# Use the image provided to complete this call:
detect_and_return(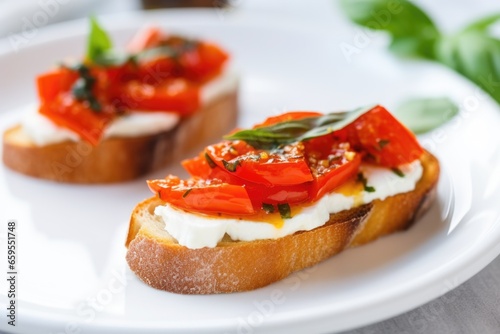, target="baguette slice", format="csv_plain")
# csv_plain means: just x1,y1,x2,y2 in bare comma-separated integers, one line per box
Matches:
126,151,439,294
2,92,237,183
